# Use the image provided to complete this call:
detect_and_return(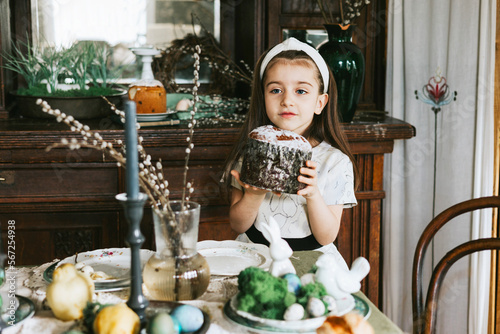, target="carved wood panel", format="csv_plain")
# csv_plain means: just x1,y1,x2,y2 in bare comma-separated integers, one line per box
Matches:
0,211,119,265
54,230,93,259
